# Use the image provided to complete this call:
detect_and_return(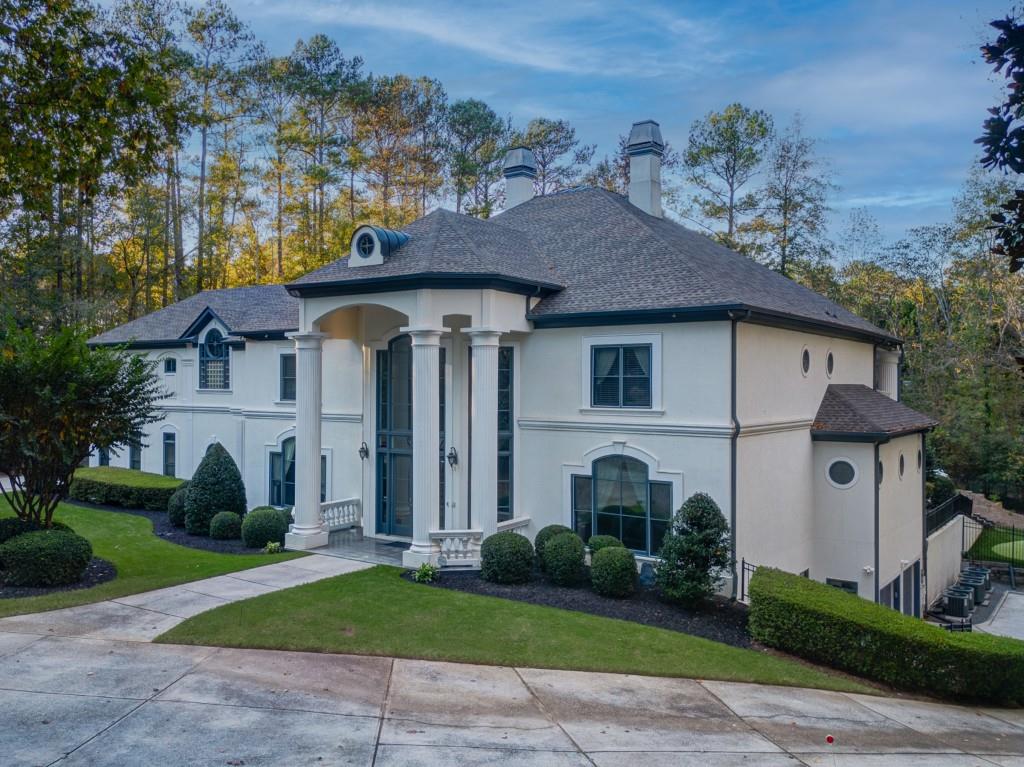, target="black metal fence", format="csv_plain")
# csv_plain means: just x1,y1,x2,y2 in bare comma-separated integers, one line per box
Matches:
925,493,974,536
963,514,1024,570
739,558,758,602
